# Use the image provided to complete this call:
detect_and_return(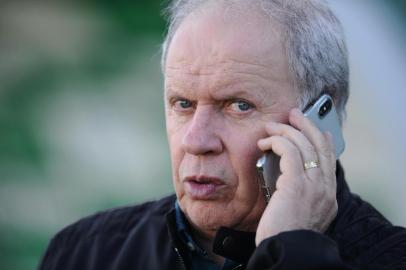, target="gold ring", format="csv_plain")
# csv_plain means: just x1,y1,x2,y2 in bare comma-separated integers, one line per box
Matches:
304,160,319,170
